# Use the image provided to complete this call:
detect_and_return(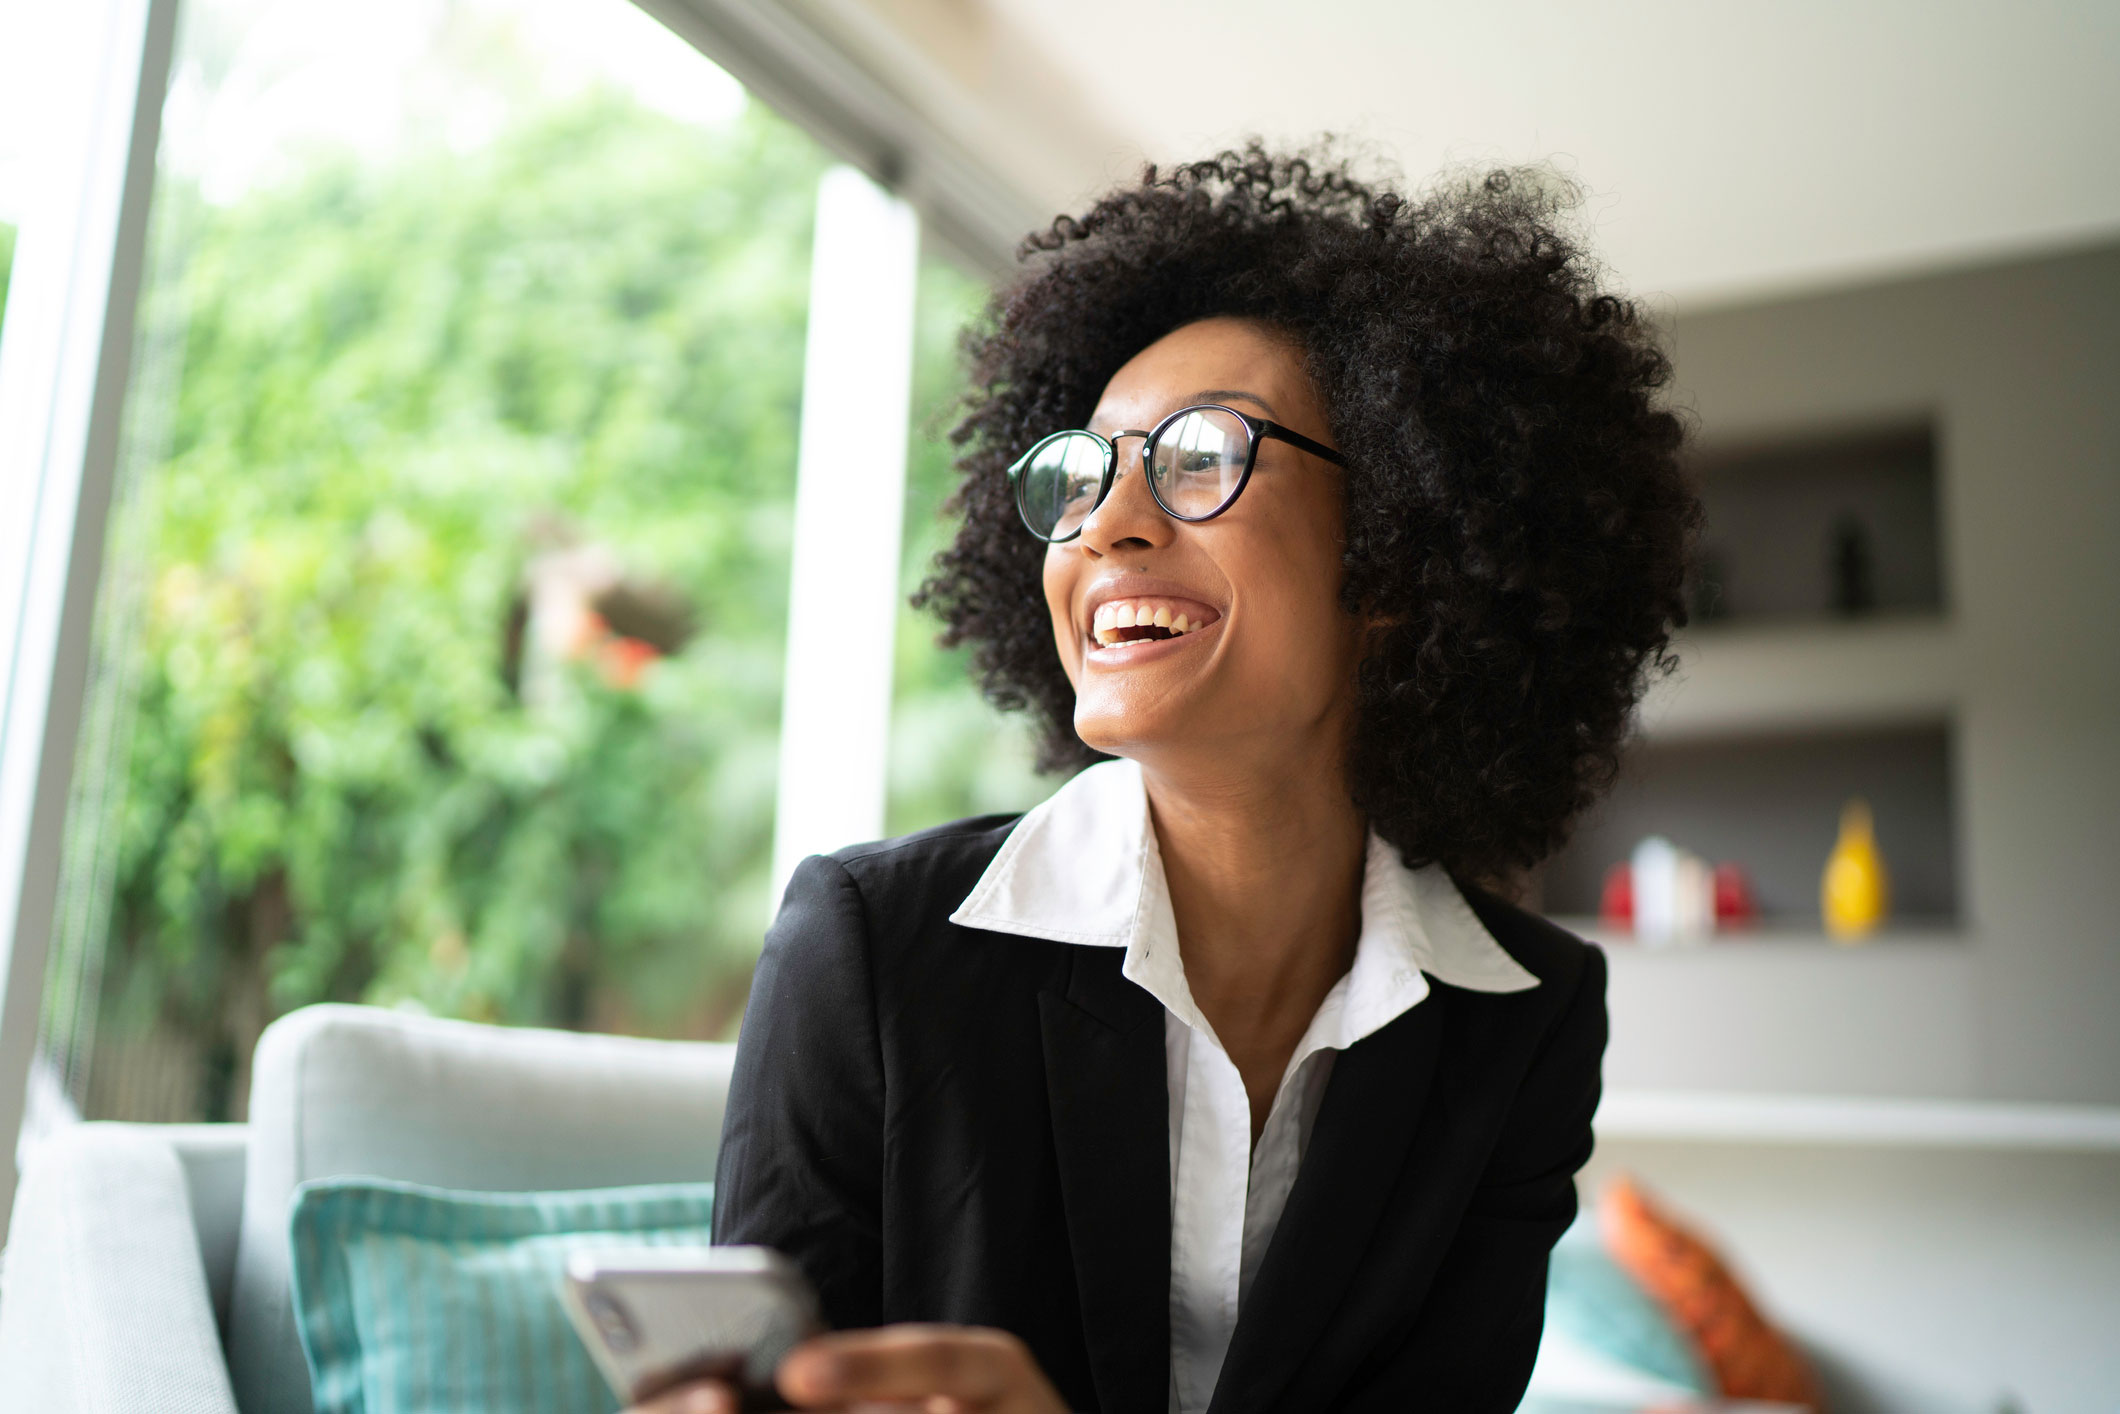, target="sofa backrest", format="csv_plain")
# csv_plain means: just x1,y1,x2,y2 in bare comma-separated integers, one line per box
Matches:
0,1125,244,1412
224,1004,735,1414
